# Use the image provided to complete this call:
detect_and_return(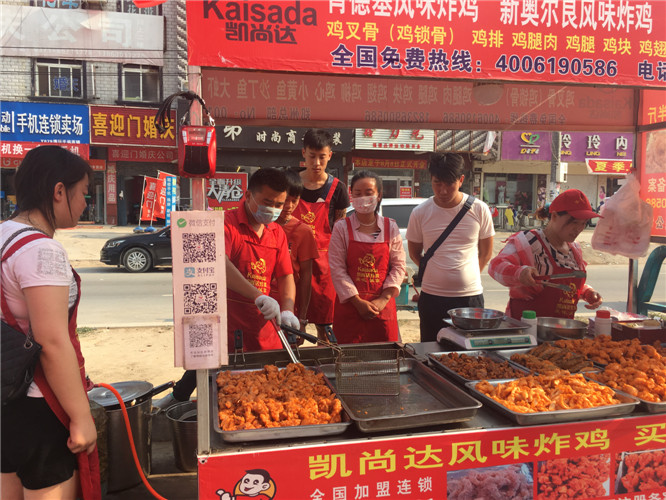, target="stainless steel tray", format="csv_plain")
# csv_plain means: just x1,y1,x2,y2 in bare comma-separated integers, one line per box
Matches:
443,316,530,335
465,378,639,426
584,374,666,414
210,366,351,442
427,350,528,385
320,358,481,433
494,347,598,374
